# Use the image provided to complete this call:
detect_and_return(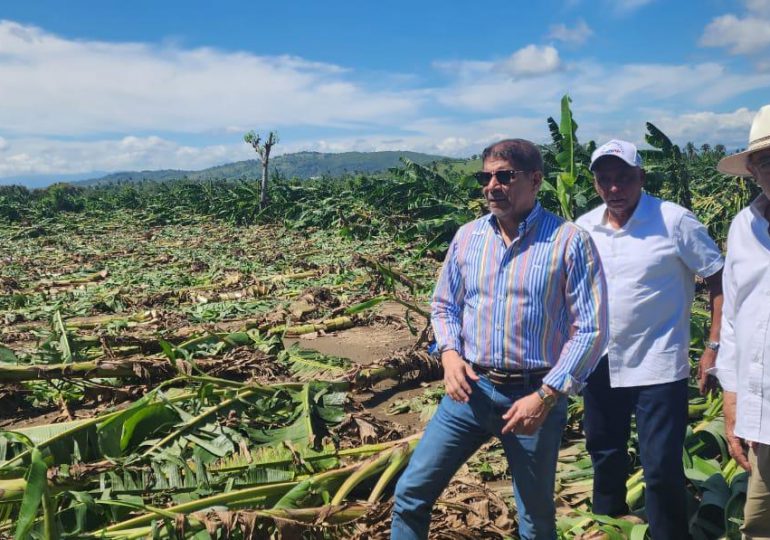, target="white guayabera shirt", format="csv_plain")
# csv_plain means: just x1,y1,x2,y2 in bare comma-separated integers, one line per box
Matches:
715,194,770,445
576,192,724,388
